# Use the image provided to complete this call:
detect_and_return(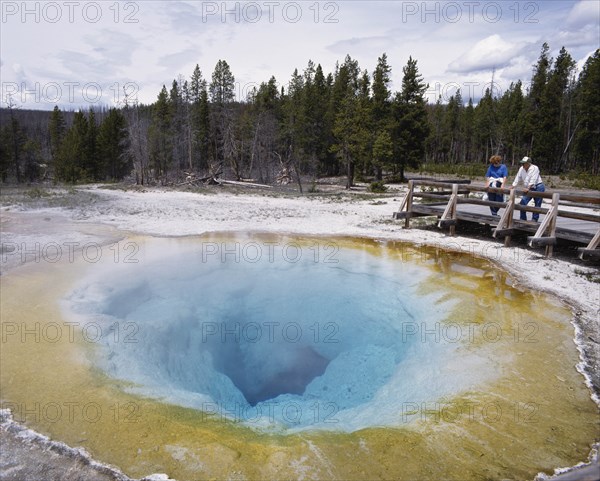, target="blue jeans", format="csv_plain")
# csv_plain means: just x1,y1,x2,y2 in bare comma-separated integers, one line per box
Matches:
520,183,545,221
488,181,504,215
